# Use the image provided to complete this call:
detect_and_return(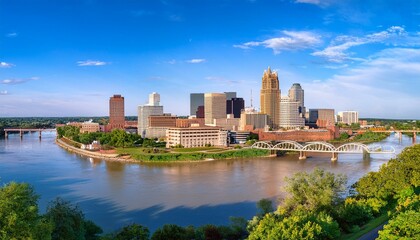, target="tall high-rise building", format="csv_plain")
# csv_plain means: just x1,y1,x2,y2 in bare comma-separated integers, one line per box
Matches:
288,83,305,118
148,92,160,106
260,67,280,129
337,111,359,125
226,97,245,118
138,92,164,137
109,94,125,130
224,92,237,101
204,93,227,125
190,93,204,116
279,96,305,129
